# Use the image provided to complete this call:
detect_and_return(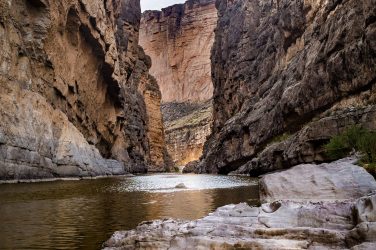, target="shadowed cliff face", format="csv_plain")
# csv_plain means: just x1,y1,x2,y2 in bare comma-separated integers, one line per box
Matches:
0,0,170,180
196,0,376,174
139,0,217,103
